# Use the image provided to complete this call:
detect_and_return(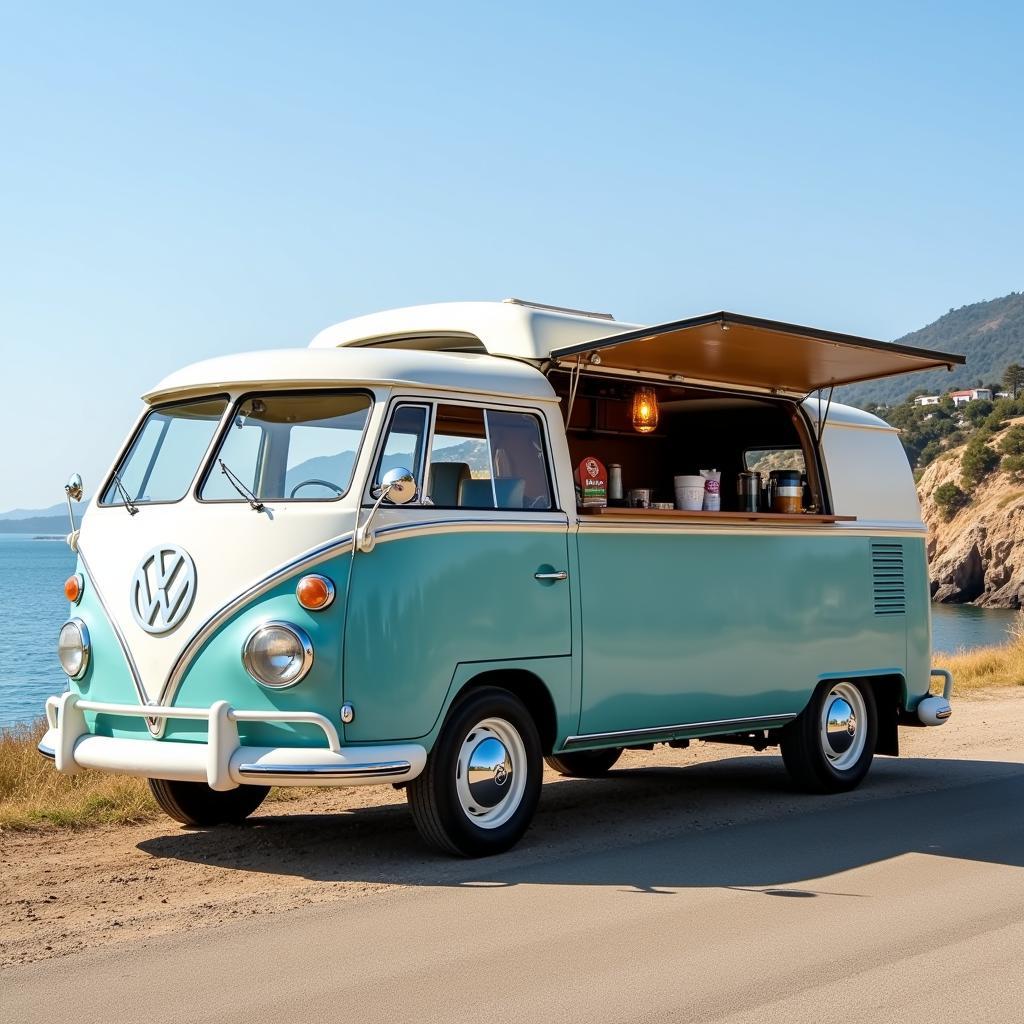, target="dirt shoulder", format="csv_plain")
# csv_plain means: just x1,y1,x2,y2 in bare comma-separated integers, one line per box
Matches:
2,687,1021,968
